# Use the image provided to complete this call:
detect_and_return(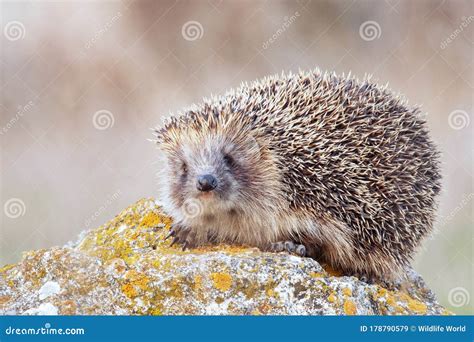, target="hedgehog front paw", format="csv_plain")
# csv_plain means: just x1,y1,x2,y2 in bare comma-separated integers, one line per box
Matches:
269,241,307,257
166,223,197,251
